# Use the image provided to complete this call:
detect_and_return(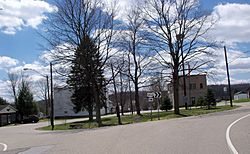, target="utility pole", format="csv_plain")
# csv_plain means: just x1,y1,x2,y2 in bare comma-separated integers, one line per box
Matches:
50,62,54,130
224,46,233,107
23,68,50,118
